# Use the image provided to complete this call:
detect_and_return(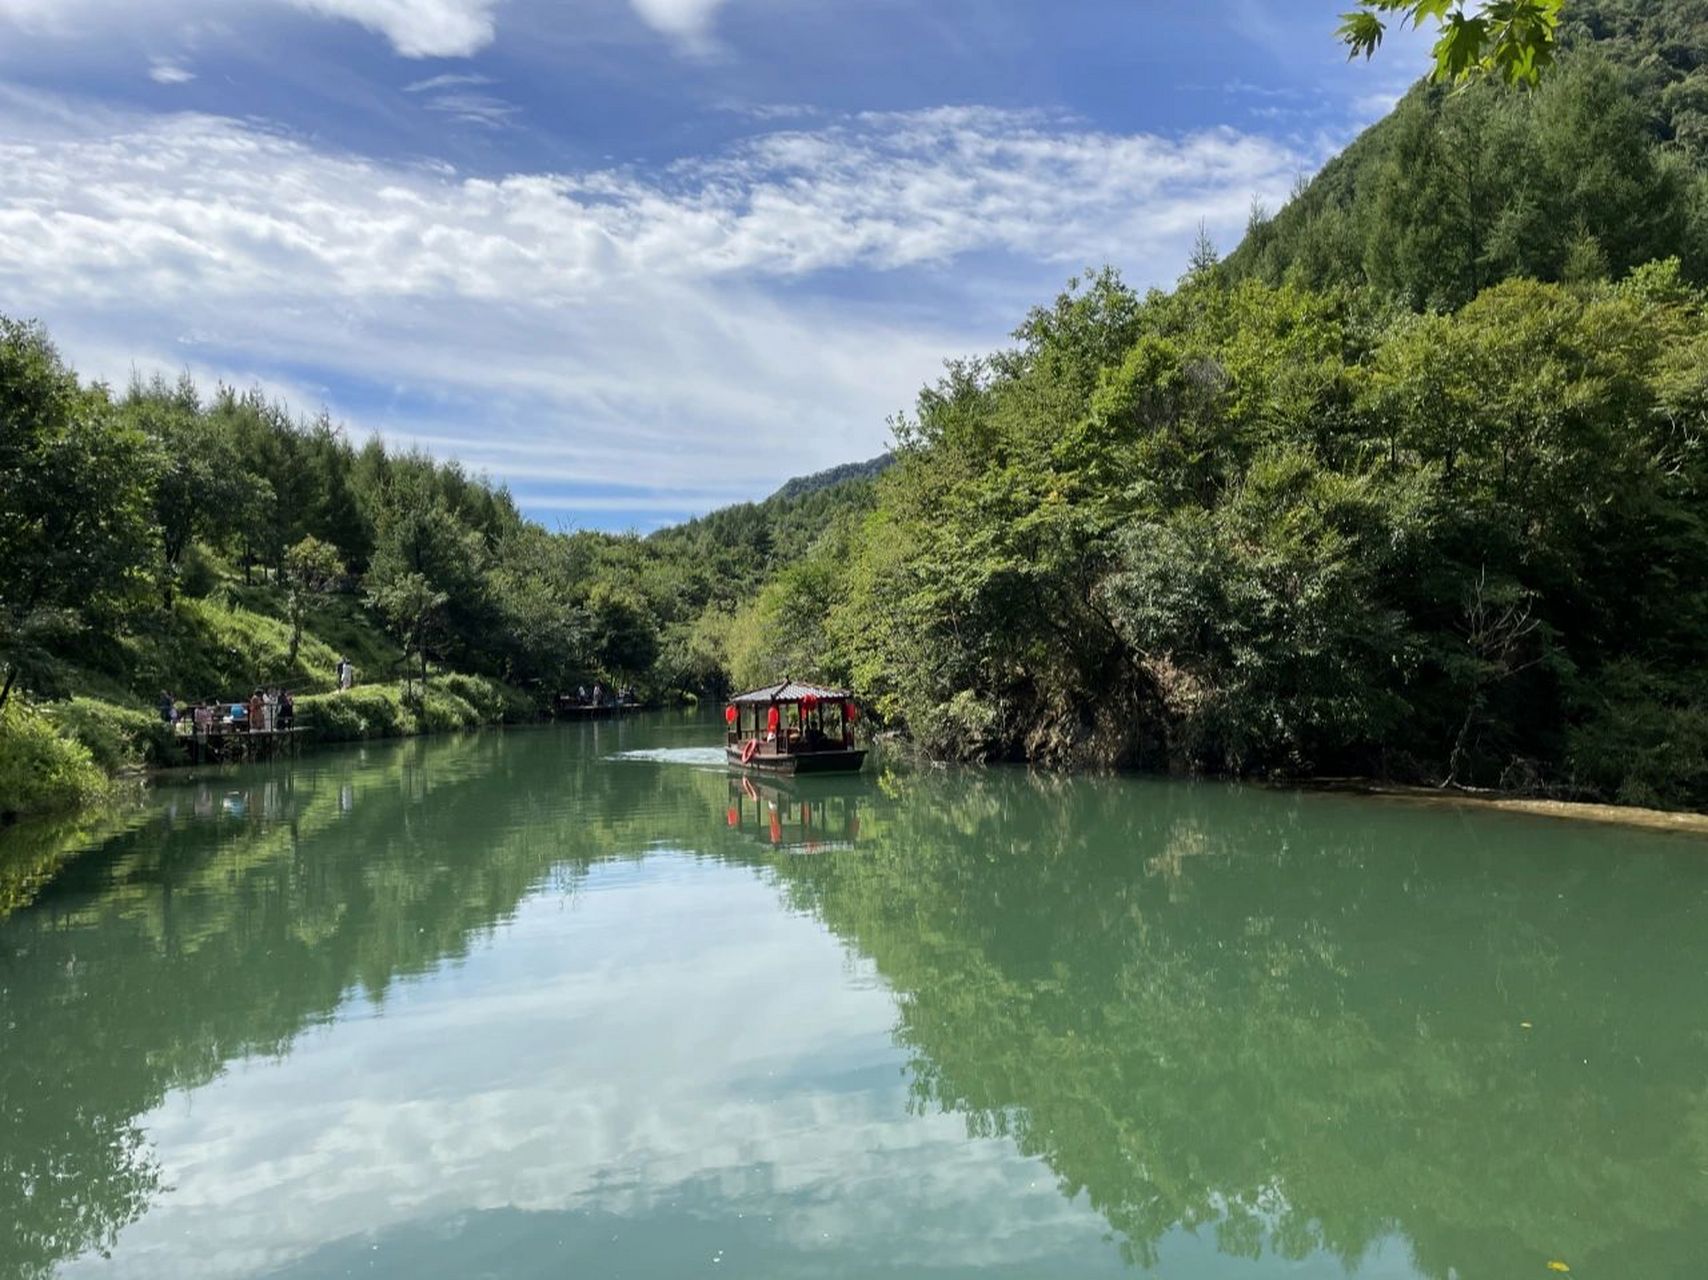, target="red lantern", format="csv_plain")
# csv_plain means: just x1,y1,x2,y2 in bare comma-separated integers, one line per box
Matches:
726,807,739,827
844,701,859,723
801,693,820,711
724,705,737,725
766,705,780,733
